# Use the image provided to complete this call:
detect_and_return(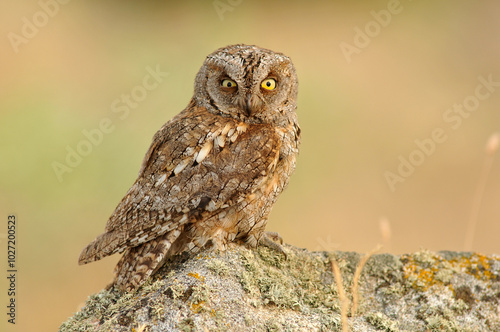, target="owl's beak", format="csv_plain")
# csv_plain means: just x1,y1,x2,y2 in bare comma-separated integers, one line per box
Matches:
245,95,263,116
235,94,263,116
